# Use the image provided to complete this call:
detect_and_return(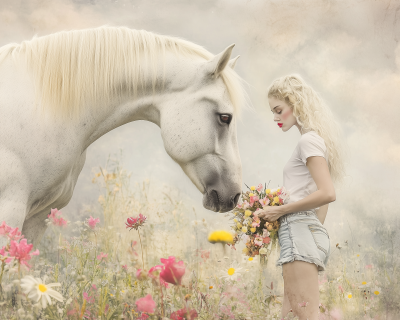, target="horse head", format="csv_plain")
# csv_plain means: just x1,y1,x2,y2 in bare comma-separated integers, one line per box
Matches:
159,45,243,212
